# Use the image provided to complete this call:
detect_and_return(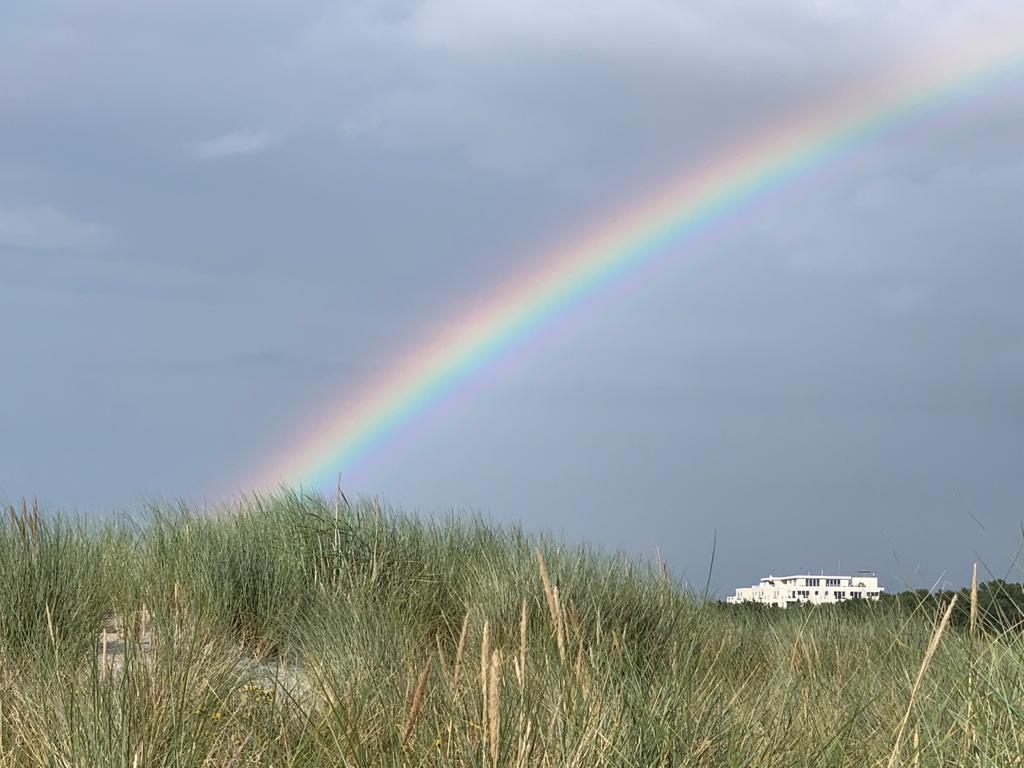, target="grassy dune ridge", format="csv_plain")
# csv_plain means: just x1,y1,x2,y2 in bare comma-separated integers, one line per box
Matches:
0,493,1021,766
